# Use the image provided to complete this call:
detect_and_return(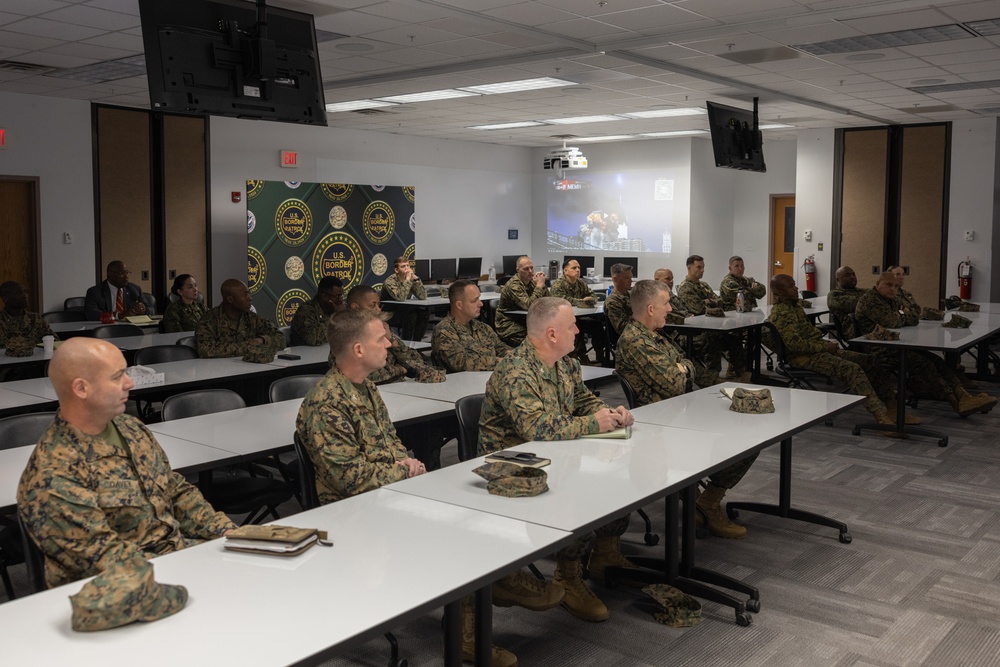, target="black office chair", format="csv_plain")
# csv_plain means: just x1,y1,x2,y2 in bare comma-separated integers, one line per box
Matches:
18,514,46,594
134,344,198,366
292,432,407,667
141,292,157,315
176,335,198,351
454,394,486,463
63,296,86,313
800,290,818,300
42,310,86,323
268,375,323,403
760,322,828,390
0,412,56,598
92,323,144,339
613,376,659,547
603,312,621,367
162,390,293,526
